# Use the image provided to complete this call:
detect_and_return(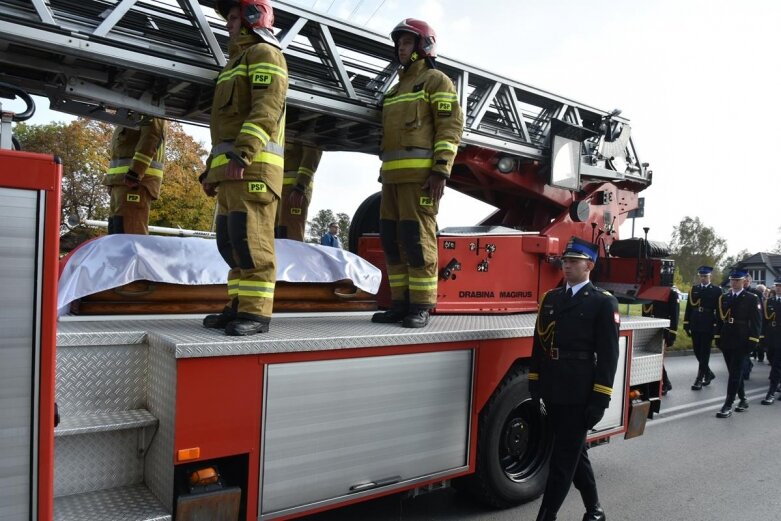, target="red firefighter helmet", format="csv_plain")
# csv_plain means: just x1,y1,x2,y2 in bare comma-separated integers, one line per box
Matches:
216,0,274,30
390,18,437,59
